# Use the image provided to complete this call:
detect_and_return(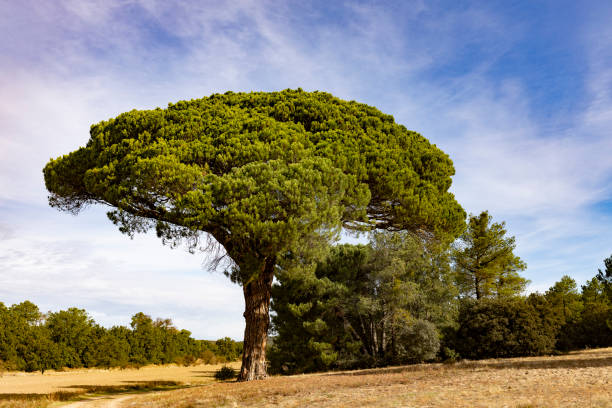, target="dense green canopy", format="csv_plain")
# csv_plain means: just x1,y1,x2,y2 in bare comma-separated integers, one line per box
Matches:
270,231,456,373
44,89,465,276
